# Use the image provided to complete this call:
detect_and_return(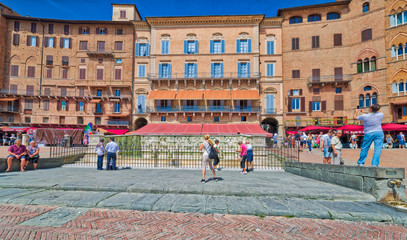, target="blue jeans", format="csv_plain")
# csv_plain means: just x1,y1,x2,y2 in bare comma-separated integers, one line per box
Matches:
97,155,104,170
106,152,117,170
307,142,312,152
357,131,384,167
